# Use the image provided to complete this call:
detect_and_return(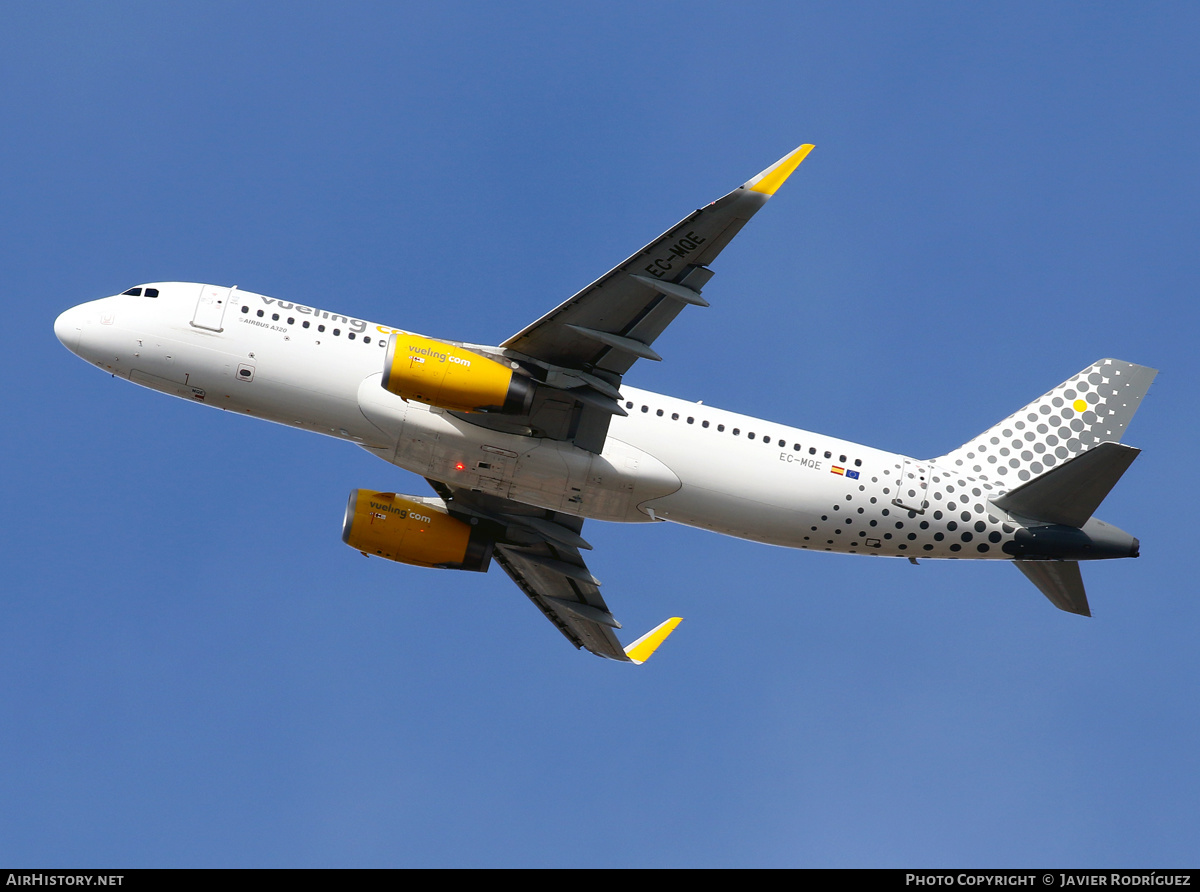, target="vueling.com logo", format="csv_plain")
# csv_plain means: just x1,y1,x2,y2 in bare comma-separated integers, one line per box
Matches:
369,501,432,524
408,344,471,367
